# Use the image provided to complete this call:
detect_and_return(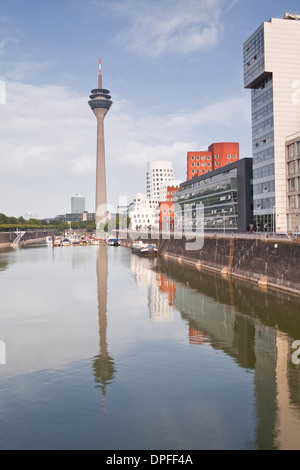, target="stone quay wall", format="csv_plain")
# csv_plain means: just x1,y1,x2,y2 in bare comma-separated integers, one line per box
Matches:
158,235,300,295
